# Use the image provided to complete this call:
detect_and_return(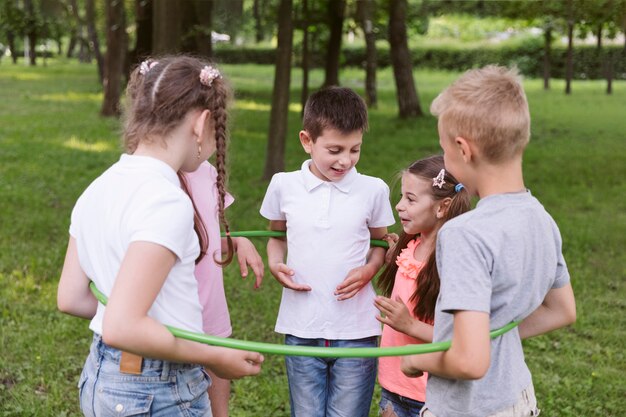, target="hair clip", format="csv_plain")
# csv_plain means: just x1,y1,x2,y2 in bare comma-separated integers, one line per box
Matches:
139,59,158,75
199,65,221,87
433,169,446,189
455,183,464,193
